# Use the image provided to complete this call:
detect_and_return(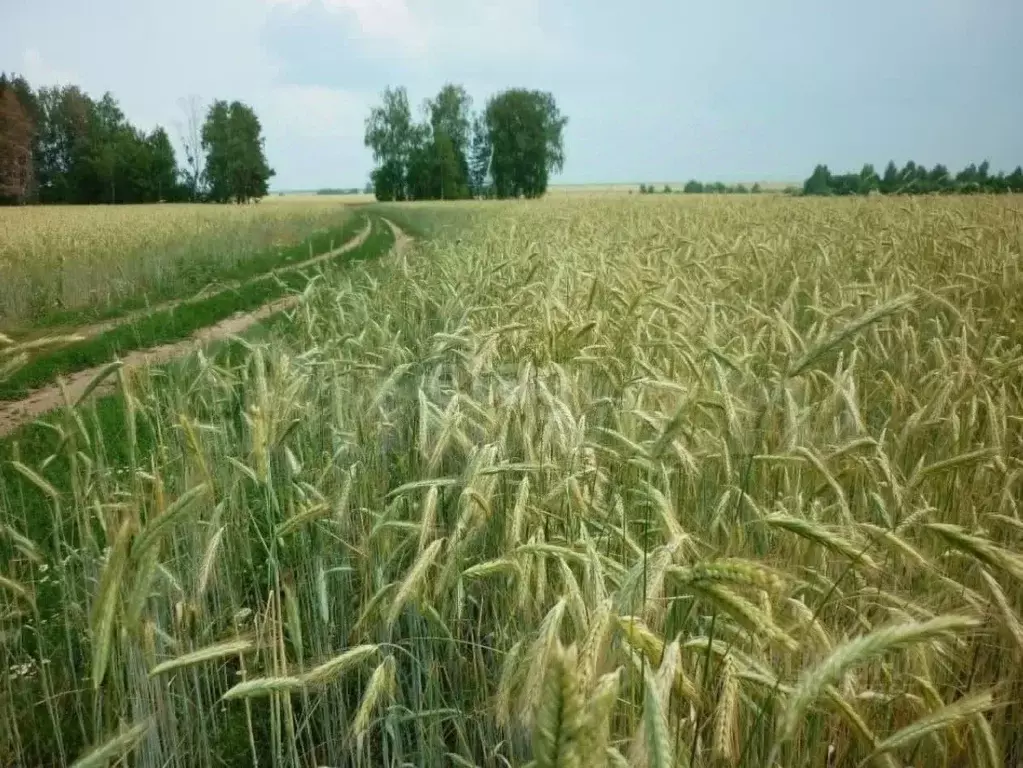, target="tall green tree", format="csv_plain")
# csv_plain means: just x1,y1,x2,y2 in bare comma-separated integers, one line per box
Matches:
202,100,274,203
404,123,434,201
803,164,832,196
365,87,417,201
928,163,951,193
859,163,880,194
485,89,567,198
897,161,919,193
430,130,467,200
116,126,179,202
1008,166,1023,193
428,85,471,154
427,84,472,199
145,127,178,201
34,85,91,202
82,92,129,203
880,161,899,194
